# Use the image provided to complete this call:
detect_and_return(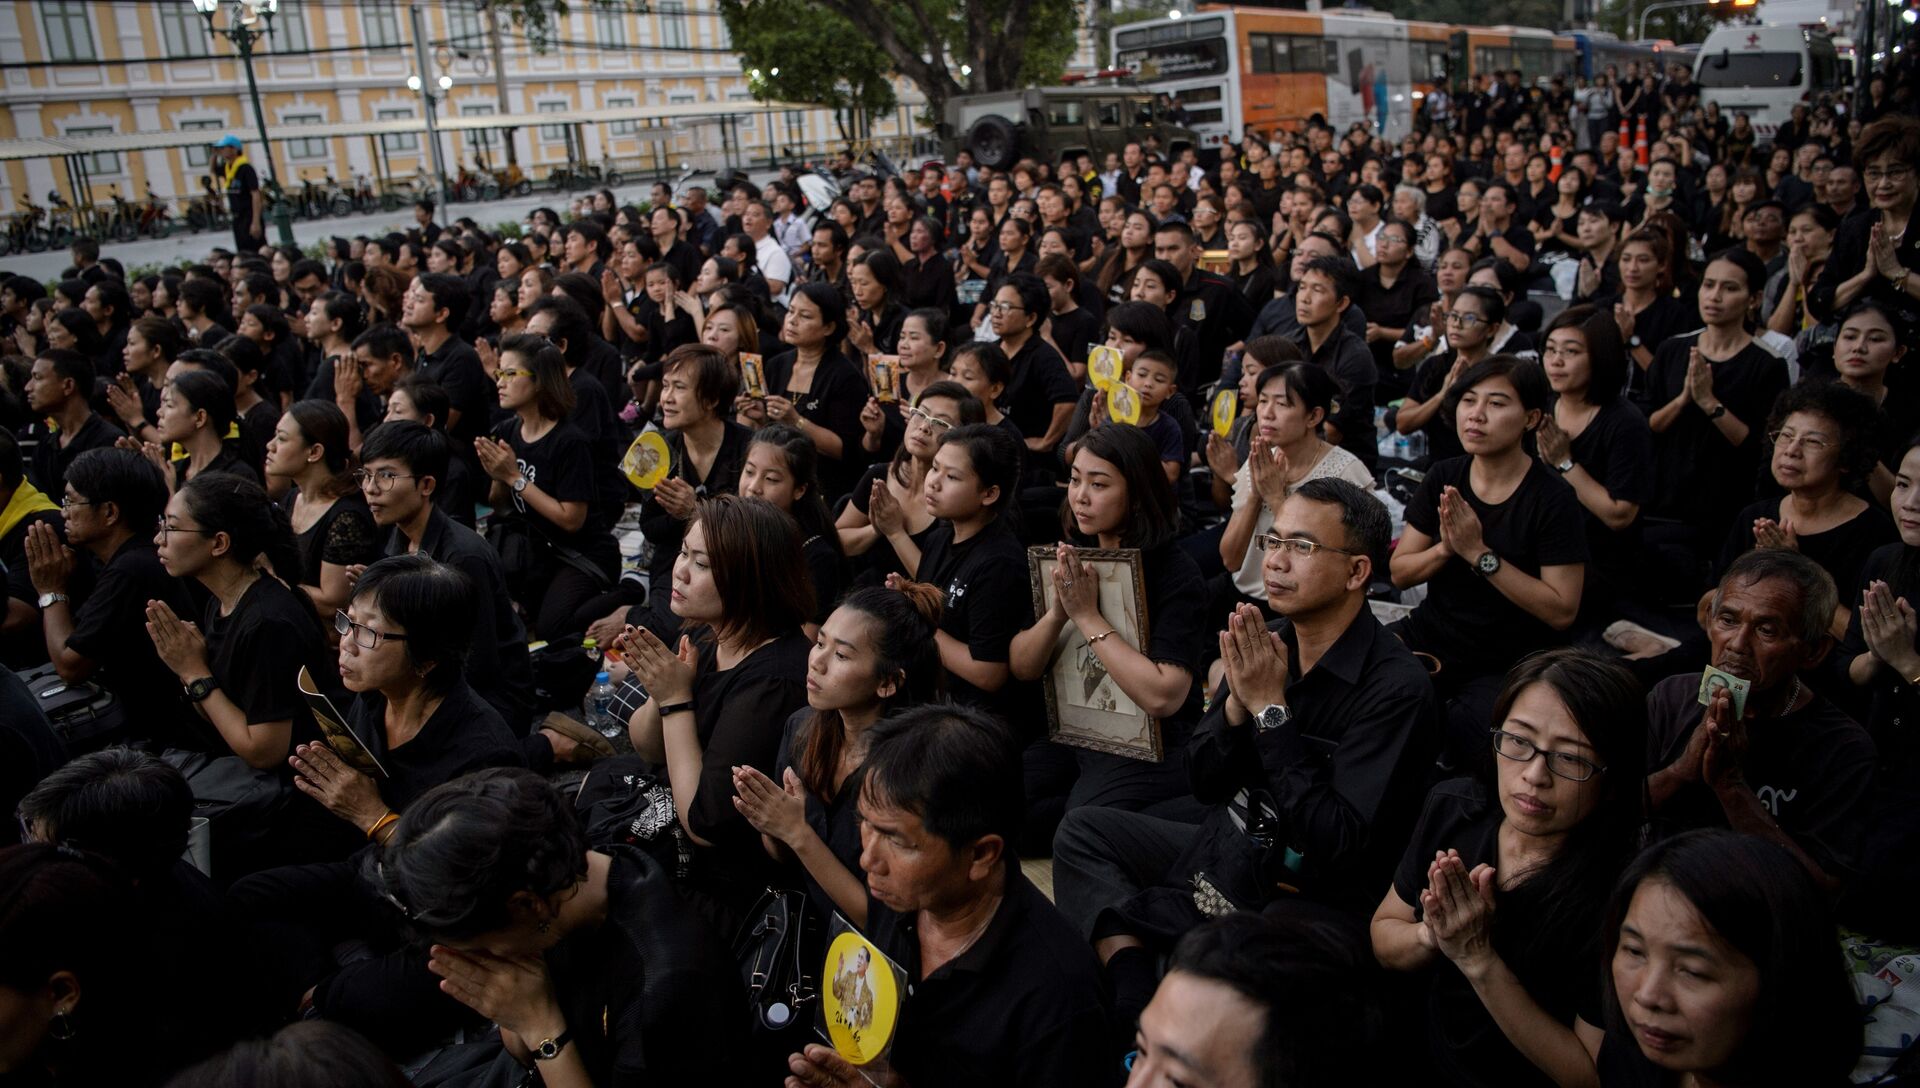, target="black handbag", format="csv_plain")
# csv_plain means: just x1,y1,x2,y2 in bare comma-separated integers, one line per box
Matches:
733,887,822,1037
19,663,128,753
484,515,536,594
576,754,692,879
